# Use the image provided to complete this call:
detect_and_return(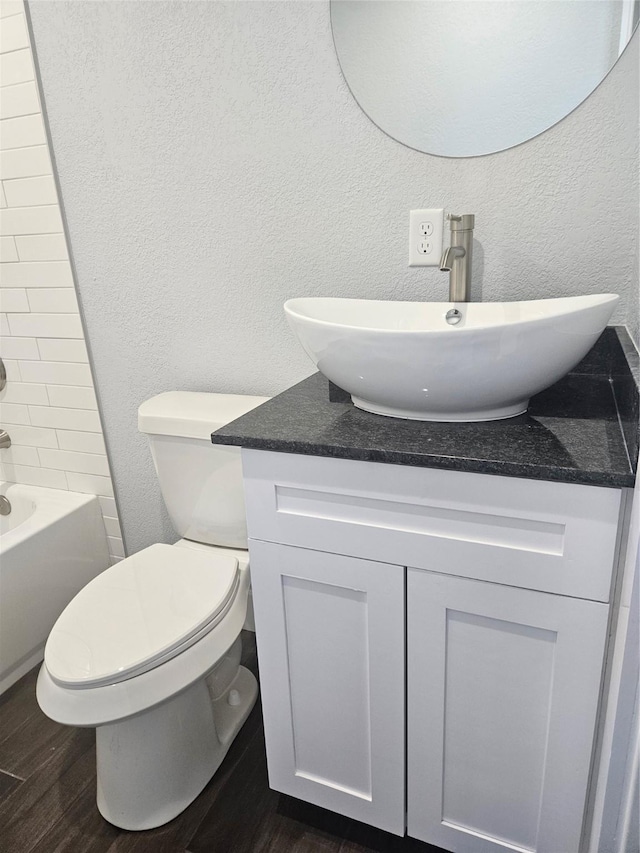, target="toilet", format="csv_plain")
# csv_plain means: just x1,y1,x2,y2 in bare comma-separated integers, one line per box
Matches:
36,391,269,831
